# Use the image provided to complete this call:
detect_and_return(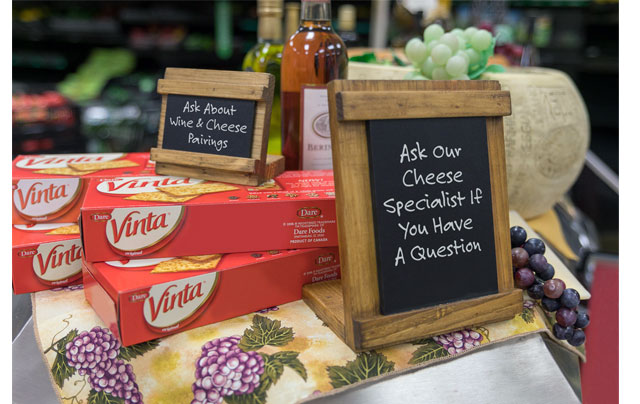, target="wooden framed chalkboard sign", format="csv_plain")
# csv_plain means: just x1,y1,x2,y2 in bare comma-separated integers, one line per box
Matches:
302,80,523,352
150,68,284,185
